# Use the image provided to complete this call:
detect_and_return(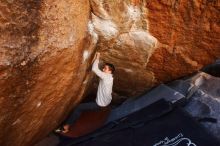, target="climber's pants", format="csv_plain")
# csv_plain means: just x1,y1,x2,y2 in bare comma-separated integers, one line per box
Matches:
65,101,100,125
